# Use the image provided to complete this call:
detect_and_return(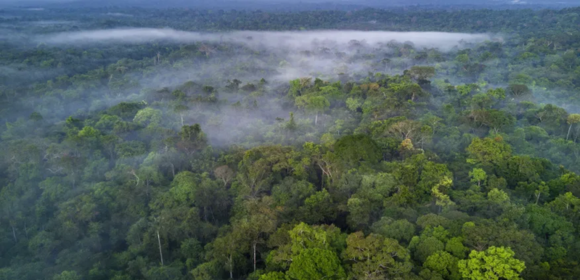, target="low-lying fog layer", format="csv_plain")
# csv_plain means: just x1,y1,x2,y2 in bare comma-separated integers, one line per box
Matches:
37,28,494,51
5,27,505,147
